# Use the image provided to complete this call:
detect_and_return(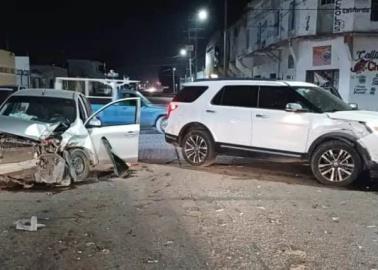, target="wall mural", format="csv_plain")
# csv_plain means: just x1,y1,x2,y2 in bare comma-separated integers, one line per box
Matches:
350,44,378,111
351,50,378,95
313,46,332,66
